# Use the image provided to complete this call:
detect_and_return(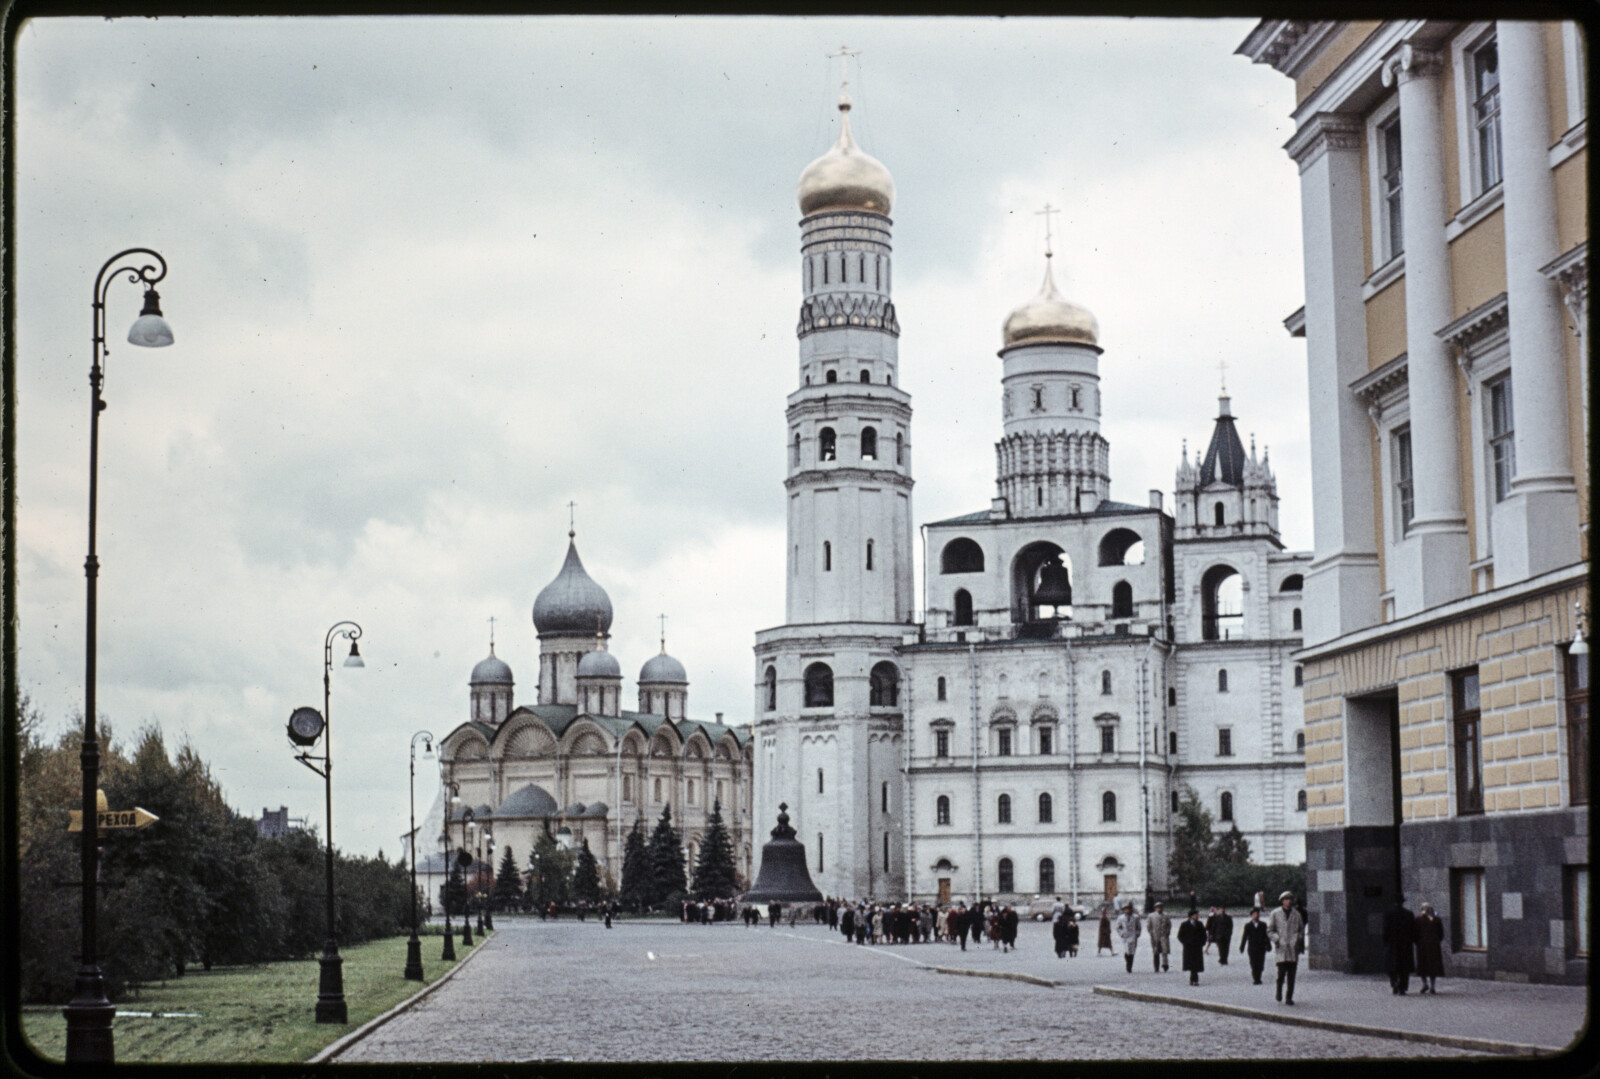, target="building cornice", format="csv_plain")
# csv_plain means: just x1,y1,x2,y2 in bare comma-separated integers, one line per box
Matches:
1437,293,1509,390
1541,241,1588,337
1284,112,1364,173
784,467,914,492
1349,352,1408,425
786,385,913,413
1284,306,1306,339
1236,20,1341,78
